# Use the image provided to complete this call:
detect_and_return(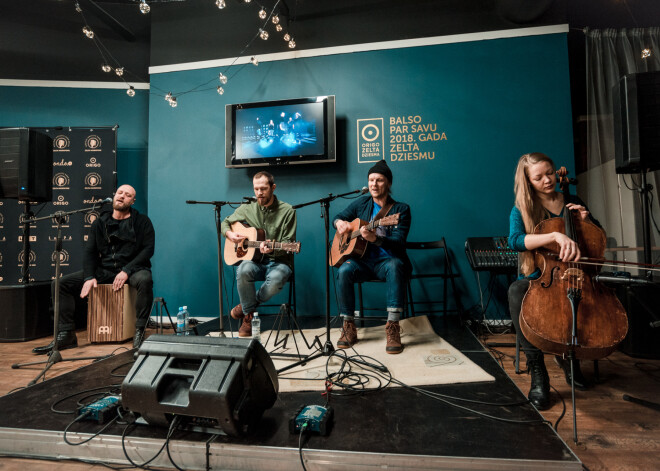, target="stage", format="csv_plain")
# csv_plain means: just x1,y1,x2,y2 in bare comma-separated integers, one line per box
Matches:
0,317,581,470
